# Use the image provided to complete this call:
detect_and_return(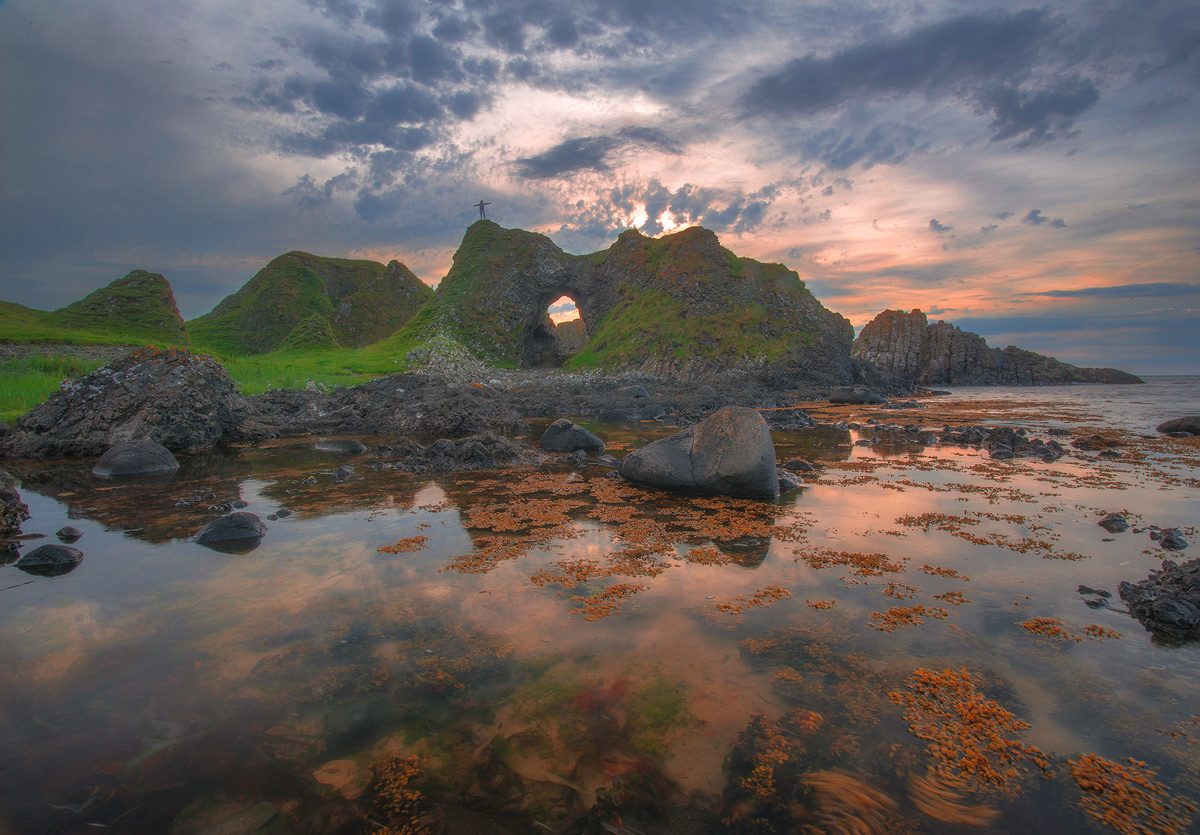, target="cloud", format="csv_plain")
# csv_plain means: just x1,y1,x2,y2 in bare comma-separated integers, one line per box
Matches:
1027,282,1200,299
1023,209,1066,226
982,75,1099,146
514,127,682,179
744,11,1051,116
980,223,998,234
929,218,953,233
797,122,929,170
